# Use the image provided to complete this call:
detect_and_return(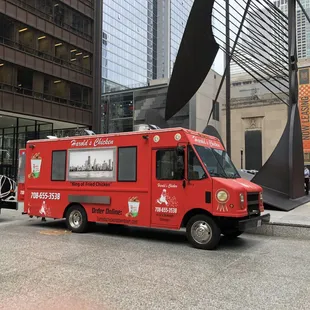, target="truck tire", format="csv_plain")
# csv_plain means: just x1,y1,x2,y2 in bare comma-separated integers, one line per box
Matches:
65,205,88,233
223,230,244,239
186,214,221,250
